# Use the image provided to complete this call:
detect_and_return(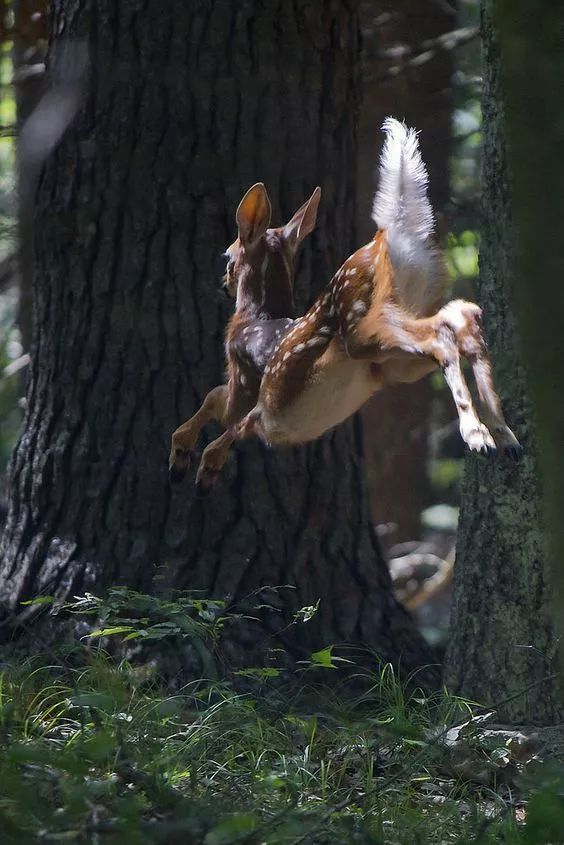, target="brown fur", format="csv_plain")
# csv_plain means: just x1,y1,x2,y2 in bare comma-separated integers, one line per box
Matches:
195,230,522,490
169,184,321,479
